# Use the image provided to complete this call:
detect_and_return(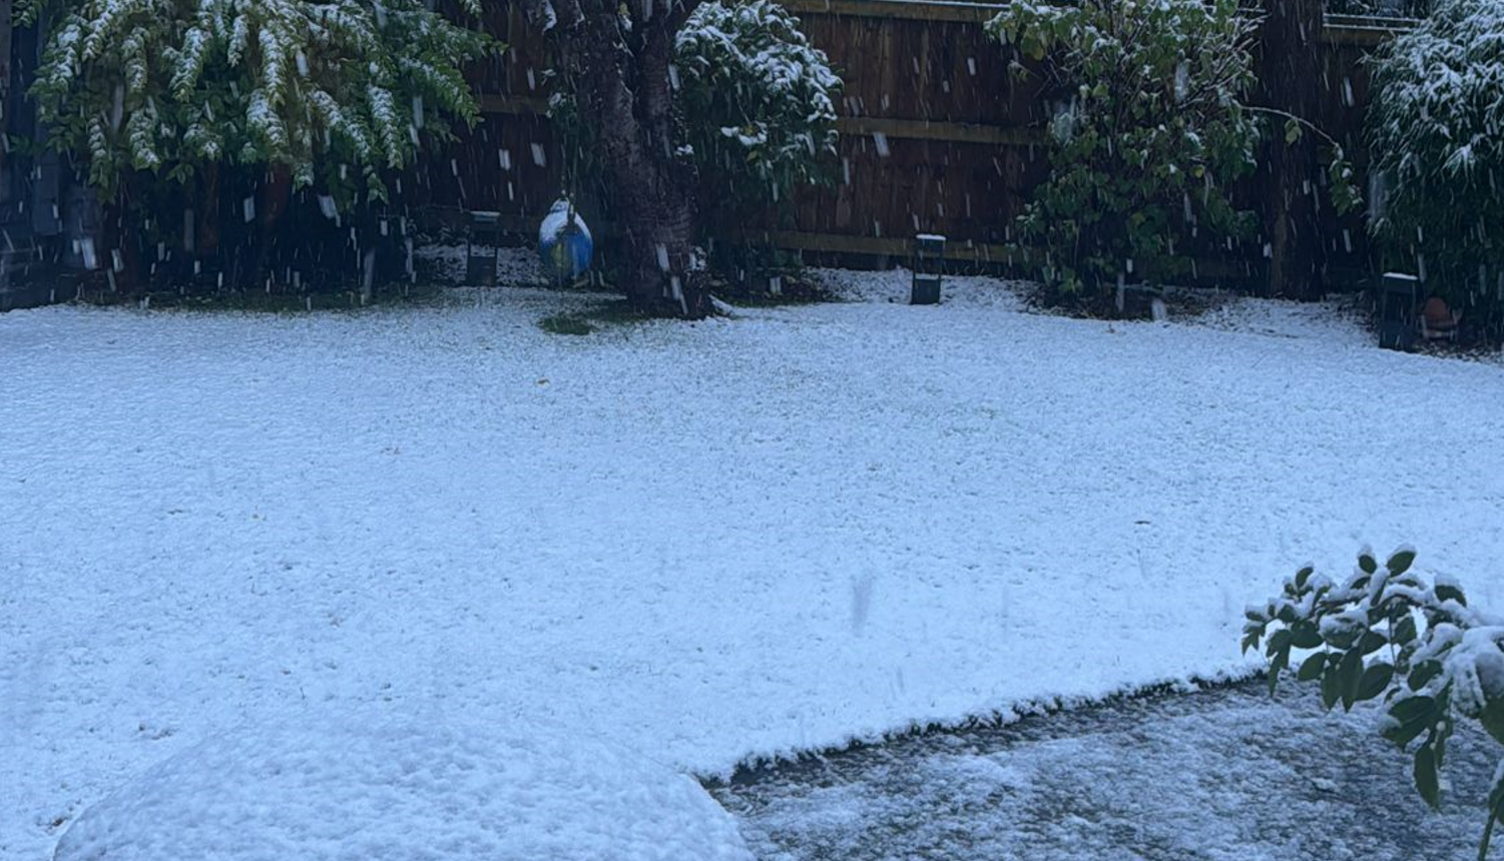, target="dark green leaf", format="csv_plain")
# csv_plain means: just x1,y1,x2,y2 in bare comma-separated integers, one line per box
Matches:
1292,622,1324,650
1482,696,1504,747
1339,649,1363,711
1297,652,1328,682
1324,627,1358,651
1414,744,1441,809
1393,615,1418,647
1386,548,1416,575
1409,661,1444,692
1357,662,1395,703
1320,666,1341,710
1383,712,1433,749
1383,693,1435,749
1359,631,1389,656
1436,582,1468,607
1389,695,1437,725
1295,566,1315,589
1266,629,1292,658
1358,553,1378,575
